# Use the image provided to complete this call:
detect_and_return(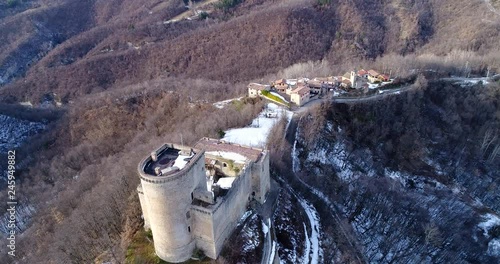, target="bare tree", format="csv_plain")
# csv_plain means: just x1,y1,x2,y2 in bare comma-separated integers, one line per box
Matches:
481,128,499,161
